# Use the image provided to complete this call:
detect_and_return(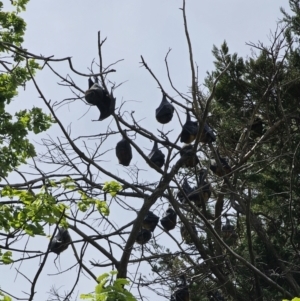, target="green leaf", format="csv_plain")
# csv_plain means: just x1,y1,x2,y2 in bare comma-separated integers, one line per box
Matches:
80,271,137,301
102,181,122,197
0,293,12,301
1,251,13,264
96,201,110,216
